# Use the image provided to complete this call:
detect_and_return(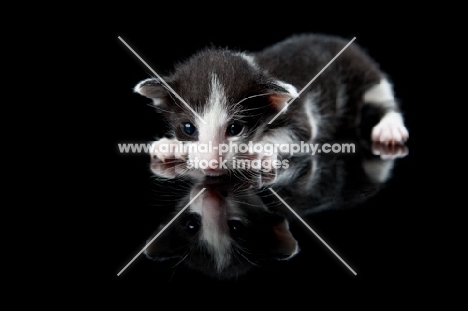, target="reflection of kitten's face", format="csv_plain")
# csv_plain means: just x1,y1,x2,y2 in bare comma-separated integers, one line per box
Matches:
144,180,298,279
